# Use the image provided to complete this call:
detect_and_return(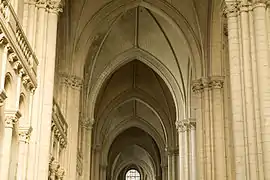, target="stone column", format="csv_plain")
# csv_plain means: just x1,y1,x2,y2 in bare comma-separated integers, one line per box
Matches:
183,120,190,180
190,121,196,180
0,110,21,179
175,120,185,180
252,1,270,178
28,1,47,179
224,2,247,180
17,127,32,180
192,76,226,180
82,119,94,180
91,145,101,180
35,1,63,179
60,74,82,180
